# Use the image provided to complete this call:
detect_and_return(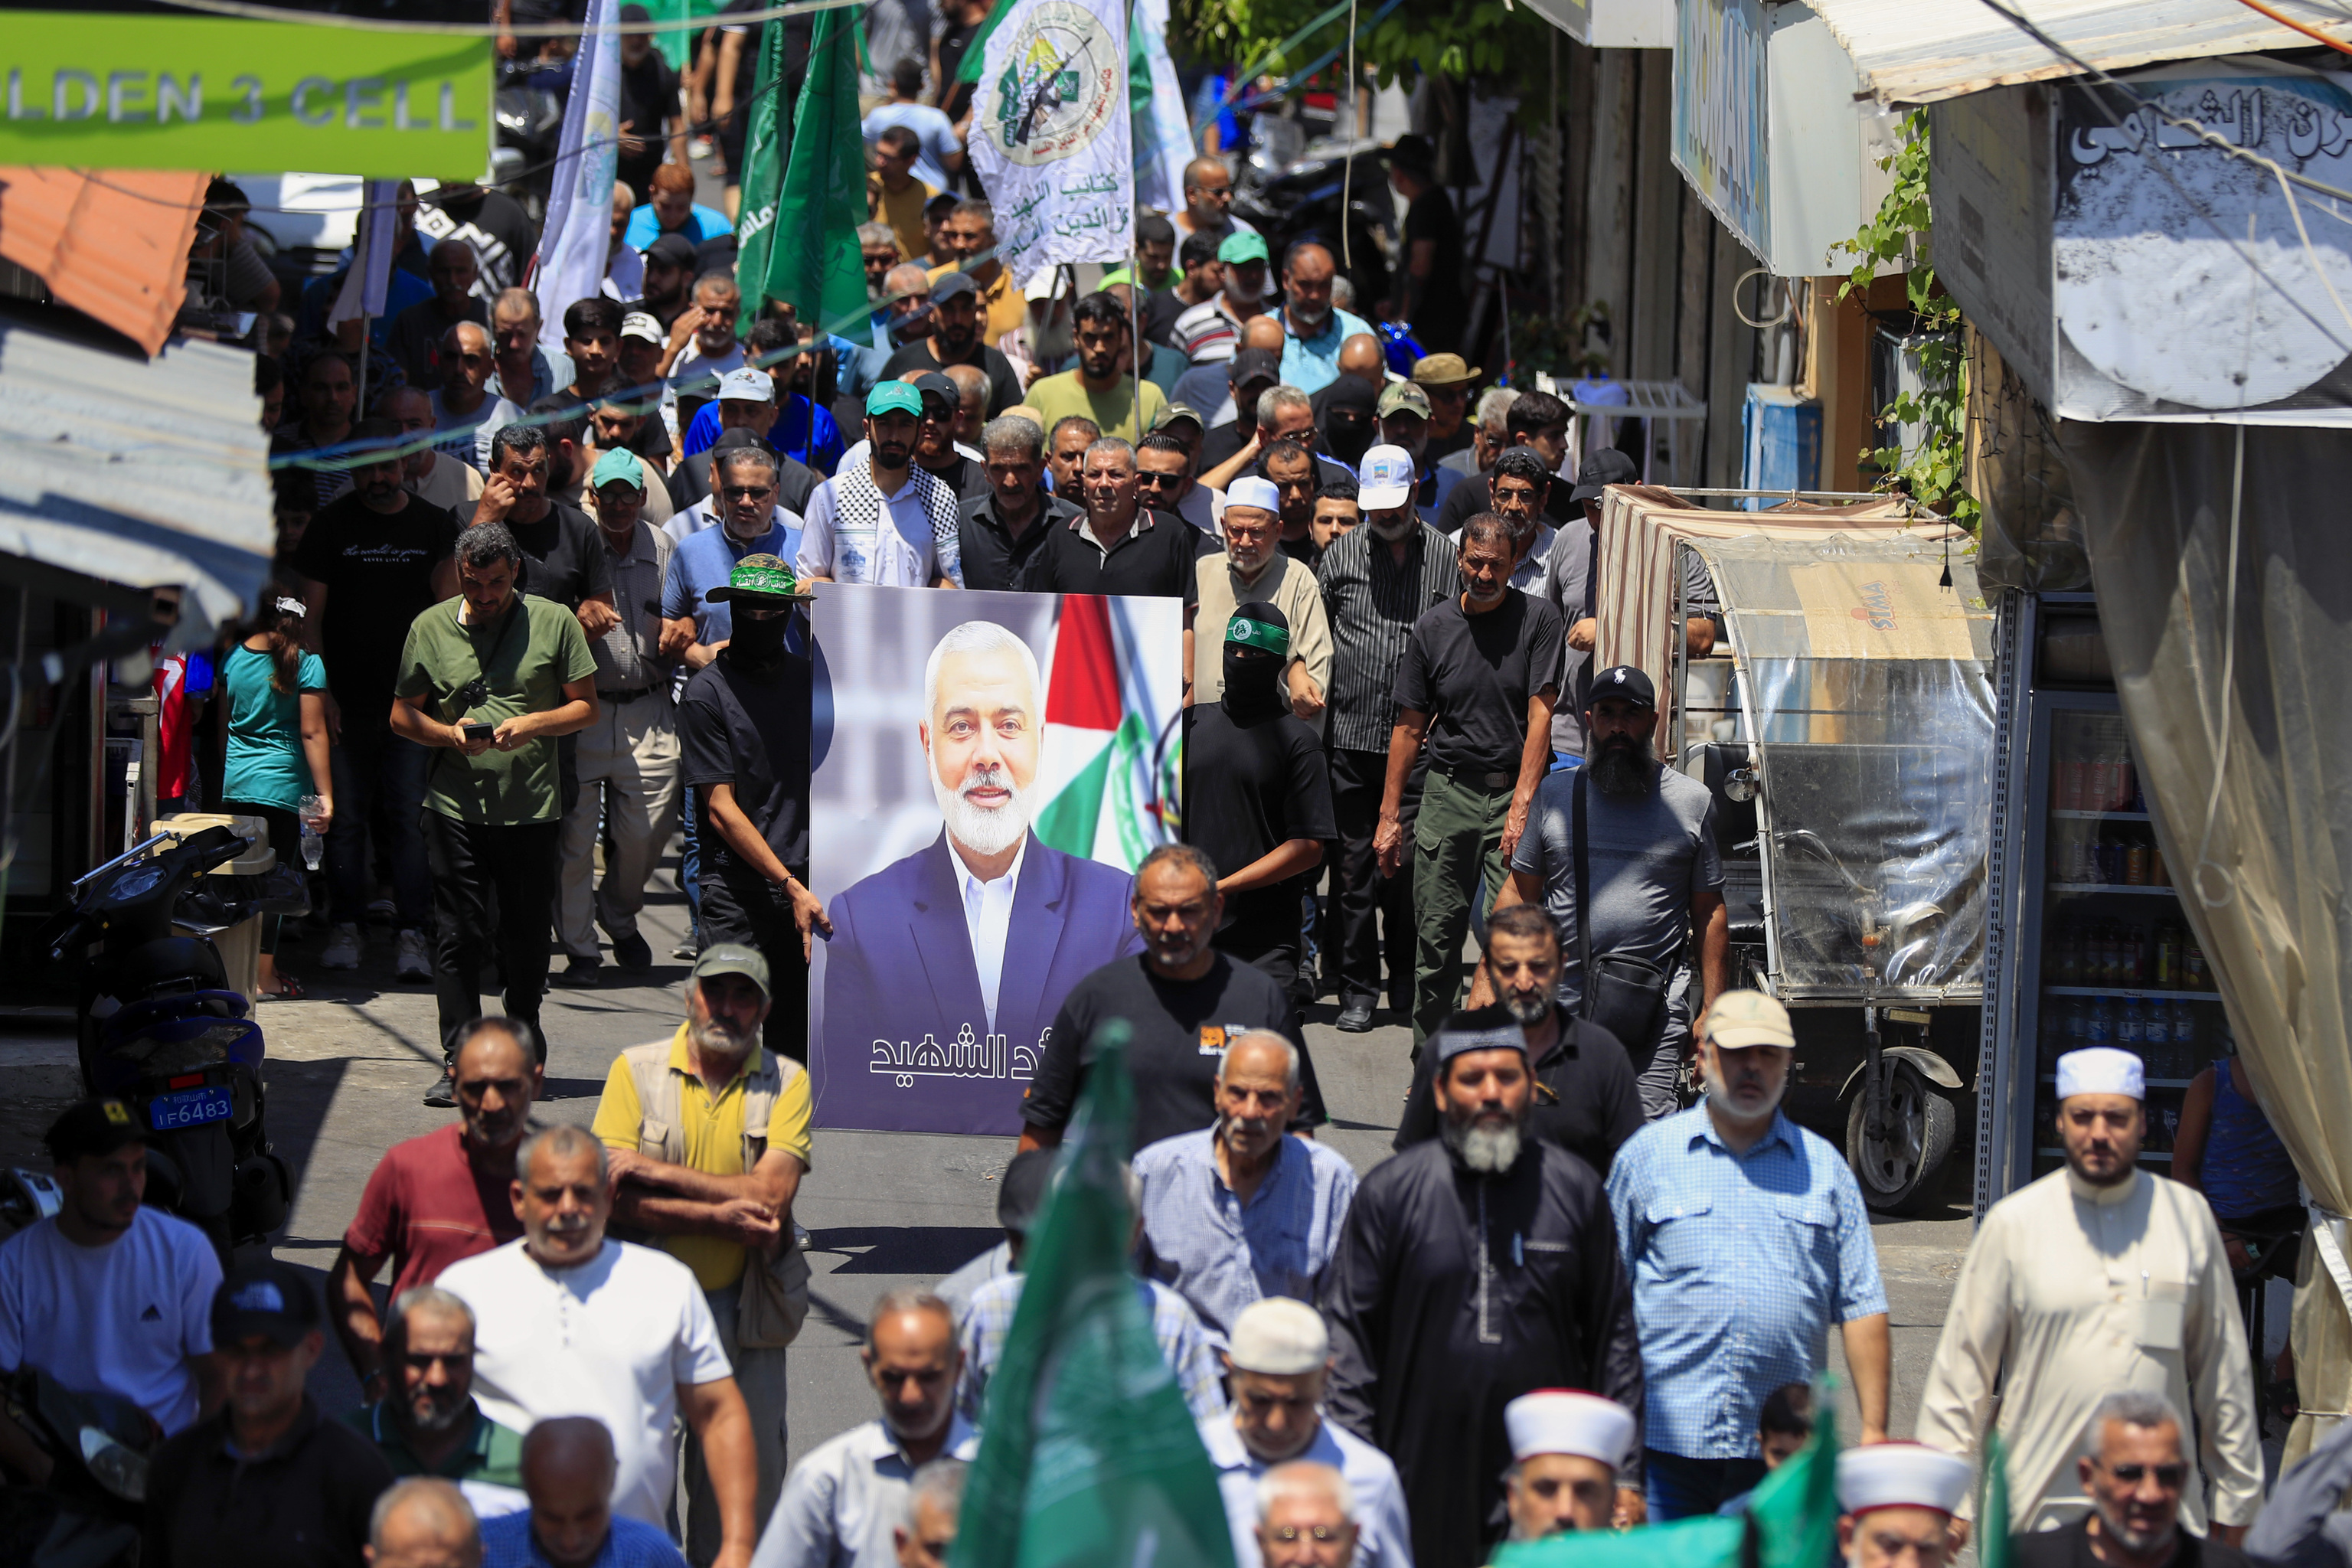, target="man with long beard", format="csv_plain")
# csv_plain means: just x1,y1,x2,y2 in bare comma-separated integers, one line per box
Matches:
822,621,1143,1134
593,943,812,1562
1606,991,1890,1521
1493,665,1727,1119
1321,1006,1642,1568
